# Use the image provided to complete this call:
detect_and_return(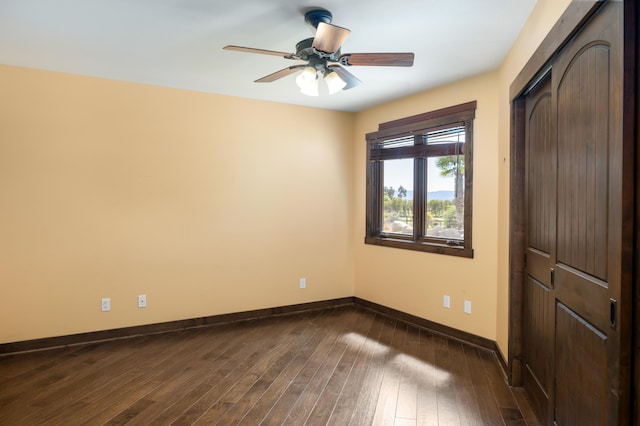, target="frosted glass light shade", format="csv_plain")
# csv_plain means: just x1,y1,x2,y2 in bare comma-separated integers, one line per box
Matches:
296,66,317,89
299,77,319,96
325,70,346,94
